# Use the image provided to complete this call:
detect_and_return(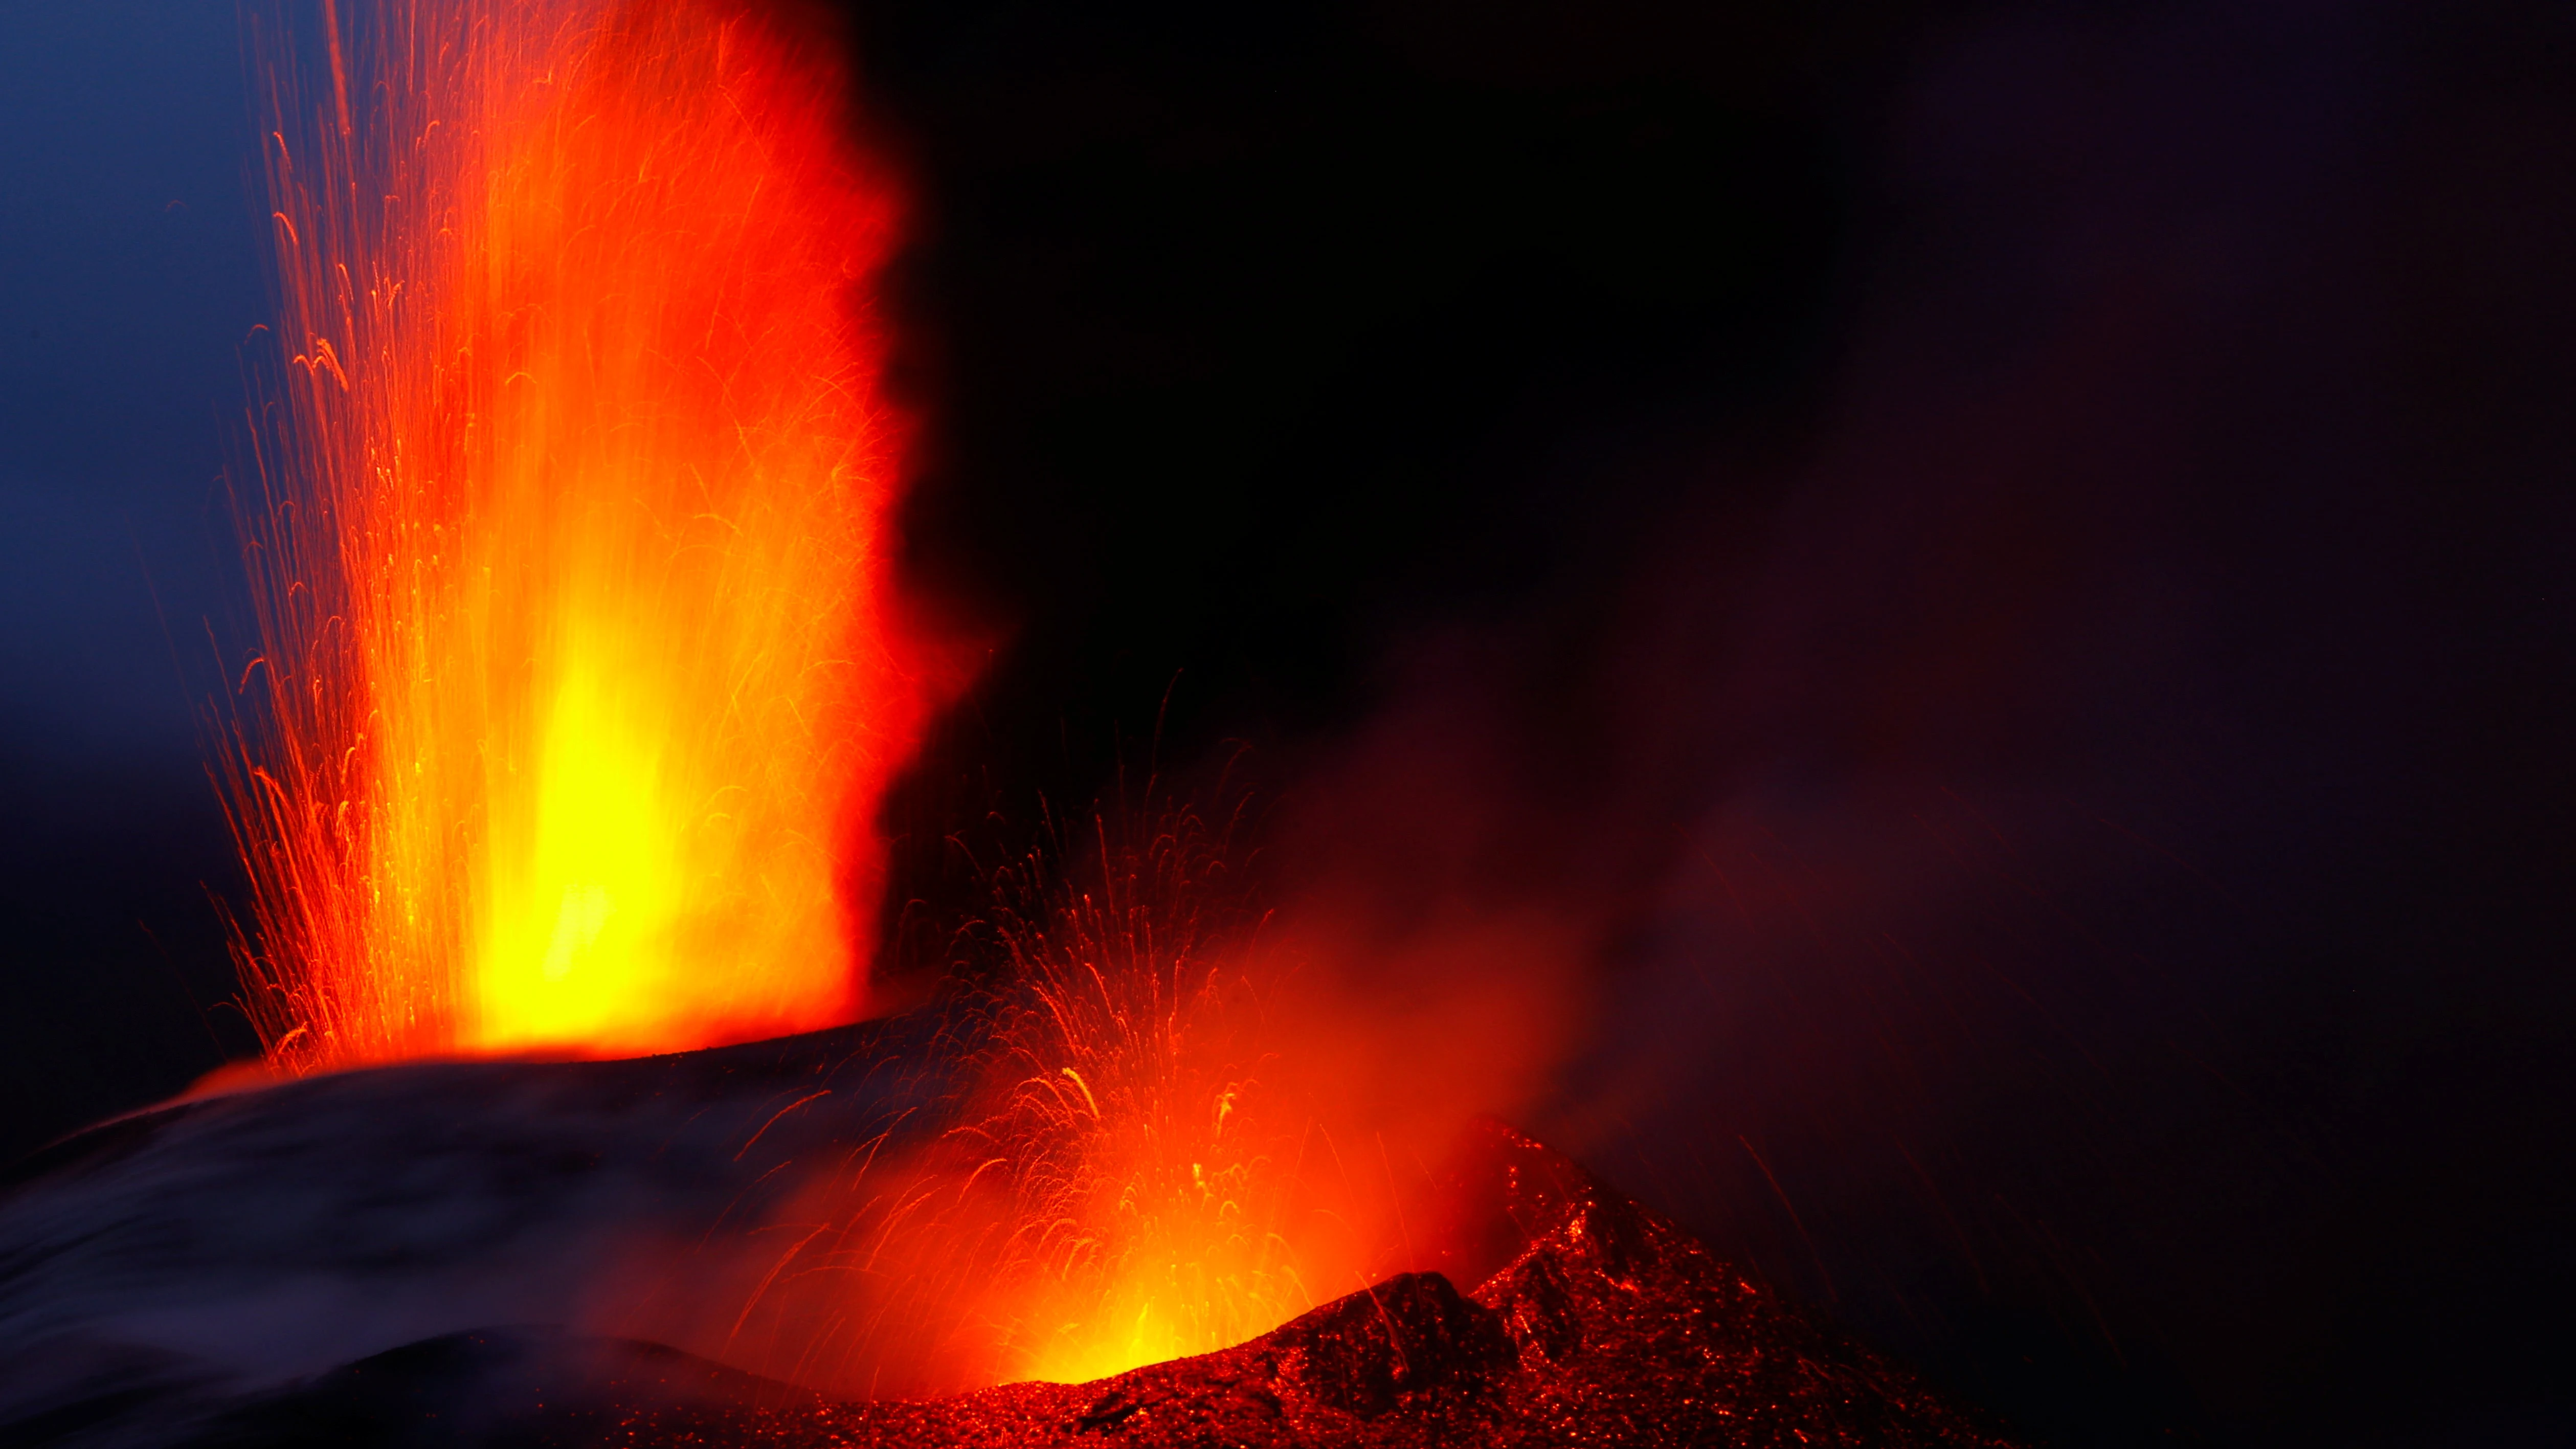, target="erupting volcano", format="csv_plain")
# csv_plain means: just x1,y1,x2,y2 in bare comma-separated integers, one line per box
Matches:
216,0,1387,1396
226,0,925,1068
0,2,2047,1444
